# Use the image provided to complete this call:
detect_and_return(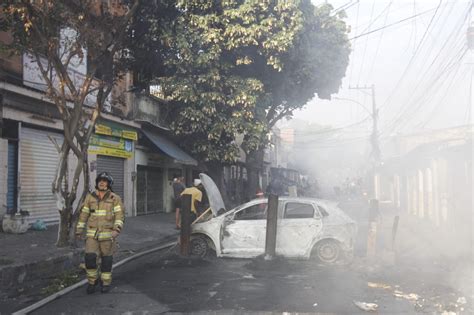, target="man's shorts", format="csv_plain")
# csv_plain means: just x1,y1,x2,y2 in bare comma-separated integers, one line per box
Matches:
174,197,181,209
